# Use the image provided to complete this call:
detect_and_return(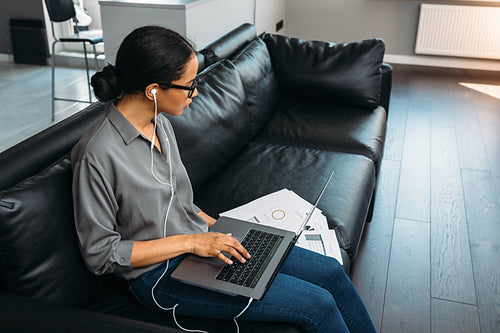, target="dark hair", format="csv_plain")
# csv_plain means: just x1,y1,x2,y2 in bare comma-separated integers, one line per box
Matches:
91,26,195,101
